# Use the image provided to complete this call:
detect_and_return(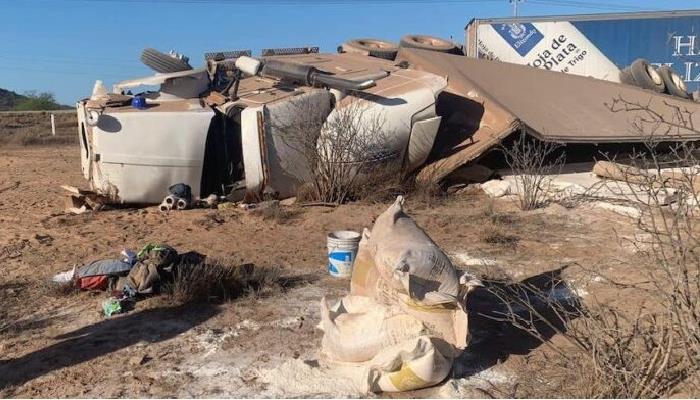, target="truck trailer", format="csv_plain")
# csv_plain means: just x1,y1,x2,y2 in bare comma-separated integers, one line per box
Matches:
465,10,700,92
